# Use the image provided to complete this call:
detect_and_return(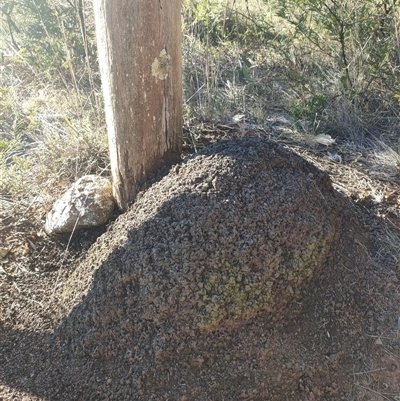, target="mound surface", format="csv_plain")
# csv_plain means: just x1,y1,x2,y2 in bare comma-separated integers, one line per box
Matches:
9,138,383,400
63,138,343,339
